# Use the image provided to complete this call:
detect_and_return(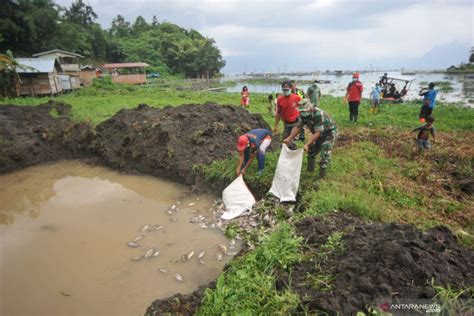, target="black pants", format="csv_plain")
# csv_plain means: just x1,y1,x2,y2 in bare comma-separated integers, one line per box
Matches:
348,101,360,121
419,105,432,120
